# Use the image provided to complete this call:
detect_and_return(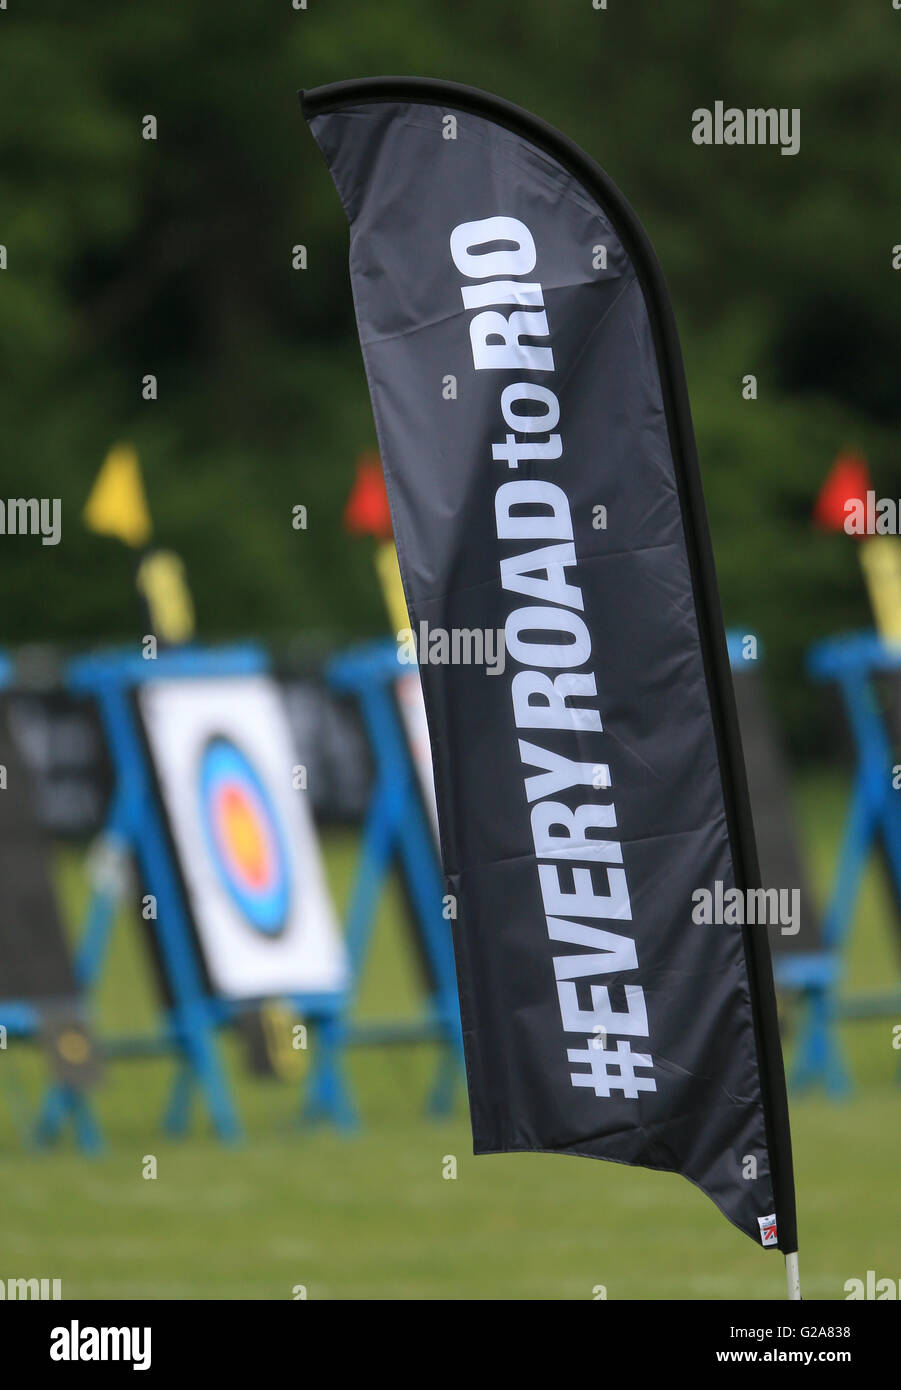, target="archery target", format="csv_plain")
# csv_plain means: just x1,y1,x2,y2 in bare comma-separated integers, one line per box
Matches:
395,671,439,841
199,737,290,936
137,675,347,1000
